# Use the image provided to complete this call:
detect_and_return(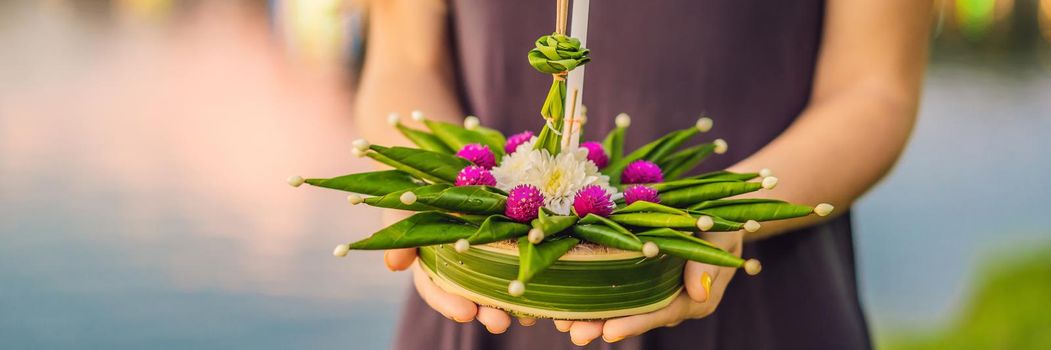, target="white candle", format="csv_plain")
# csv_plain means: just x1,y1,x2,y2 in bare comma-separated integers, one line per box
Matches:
560,0,589,151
